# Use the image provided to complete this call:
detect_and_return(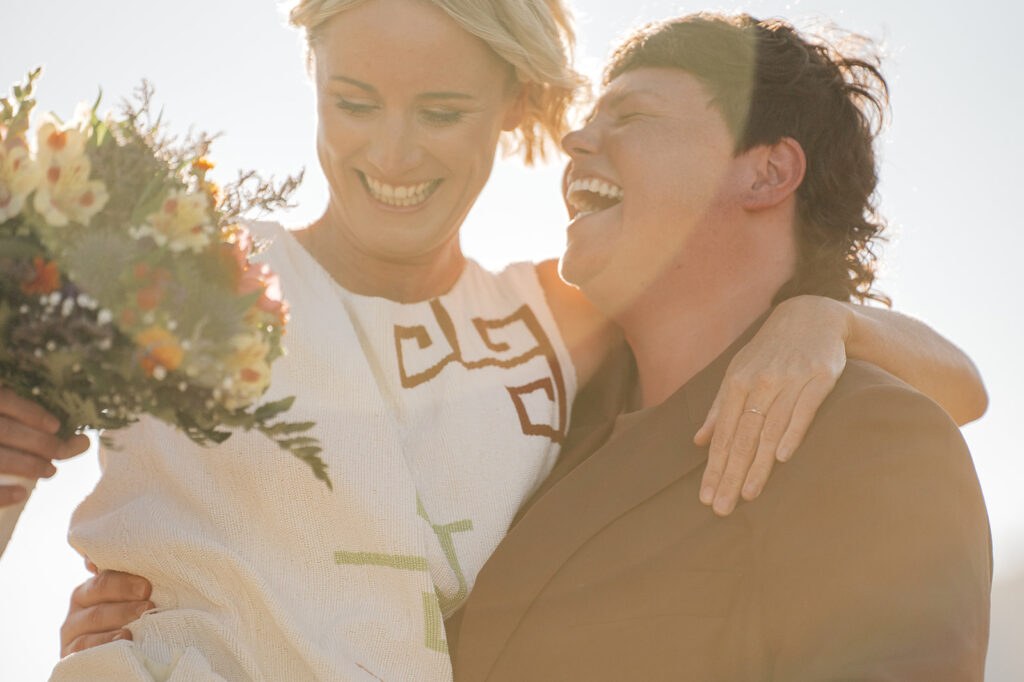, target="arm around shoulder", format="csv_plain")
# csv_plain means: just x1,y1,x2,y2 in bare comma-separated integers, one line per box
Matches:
761,374,991,680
